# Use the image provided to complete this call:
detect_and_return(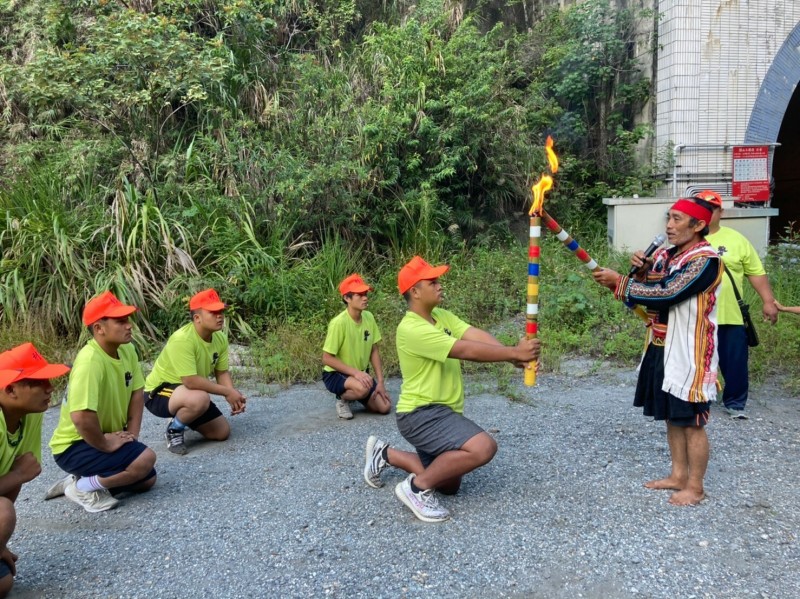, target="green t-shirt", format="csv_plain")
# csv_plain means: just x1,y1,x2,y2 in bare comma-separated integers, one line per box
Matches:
322,310,382,373
706,226,766,325
49,340,144,456
0,410,43,475
396,308,471,414
145,323,230,391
